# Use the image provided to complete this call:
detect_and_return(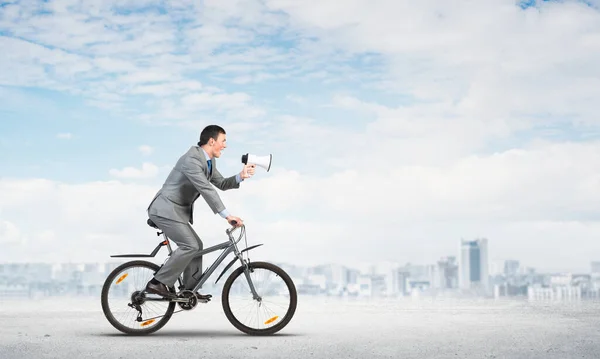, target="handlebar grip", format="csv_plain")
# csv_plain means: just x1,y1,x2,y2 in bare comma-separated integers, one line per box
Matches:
229,220,237,226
